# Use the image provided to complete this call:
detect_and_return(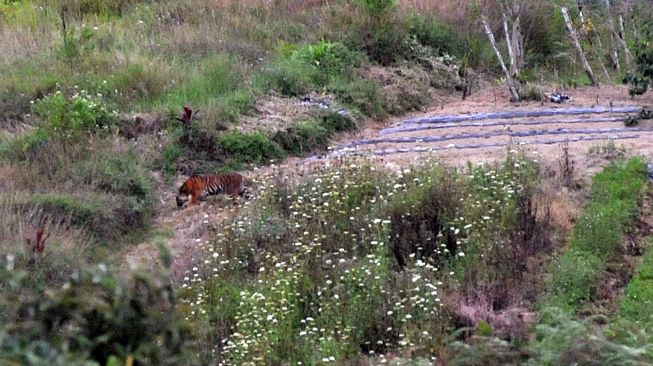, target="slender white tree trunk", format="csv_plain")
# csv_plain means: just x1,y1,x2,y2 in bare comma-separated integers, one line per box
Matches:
561,7,599,86
603,0,621,71
481,14,520,101
617,14,633,67
502,12,516,75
